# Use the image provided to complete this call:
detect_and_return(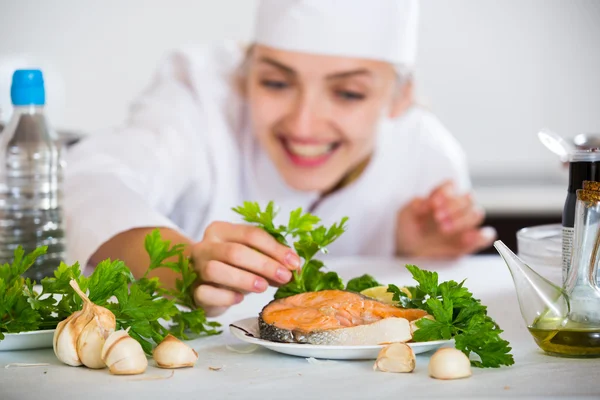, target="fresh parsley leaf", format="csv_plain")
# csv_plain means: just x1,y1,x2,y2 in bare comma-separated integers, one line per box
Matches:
303,260,344,292
0,279,42,335
144,229,187,274
0,246,47,284
314,271,345,292
86,259,134,305
412,317,449,341
287,207,320,235
426,297,453,324
235,202,348,299
232,201,287,244
293,235,321,261
40,262,87,319
273,274,304,299
109,283,179,354
169,309,221,340
389,264,514,368
172,256,197,309
454,313,514,368
143,229,222,339
405,264,439,297
388,284,420,309
24,279,57,329
346,274,381,293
